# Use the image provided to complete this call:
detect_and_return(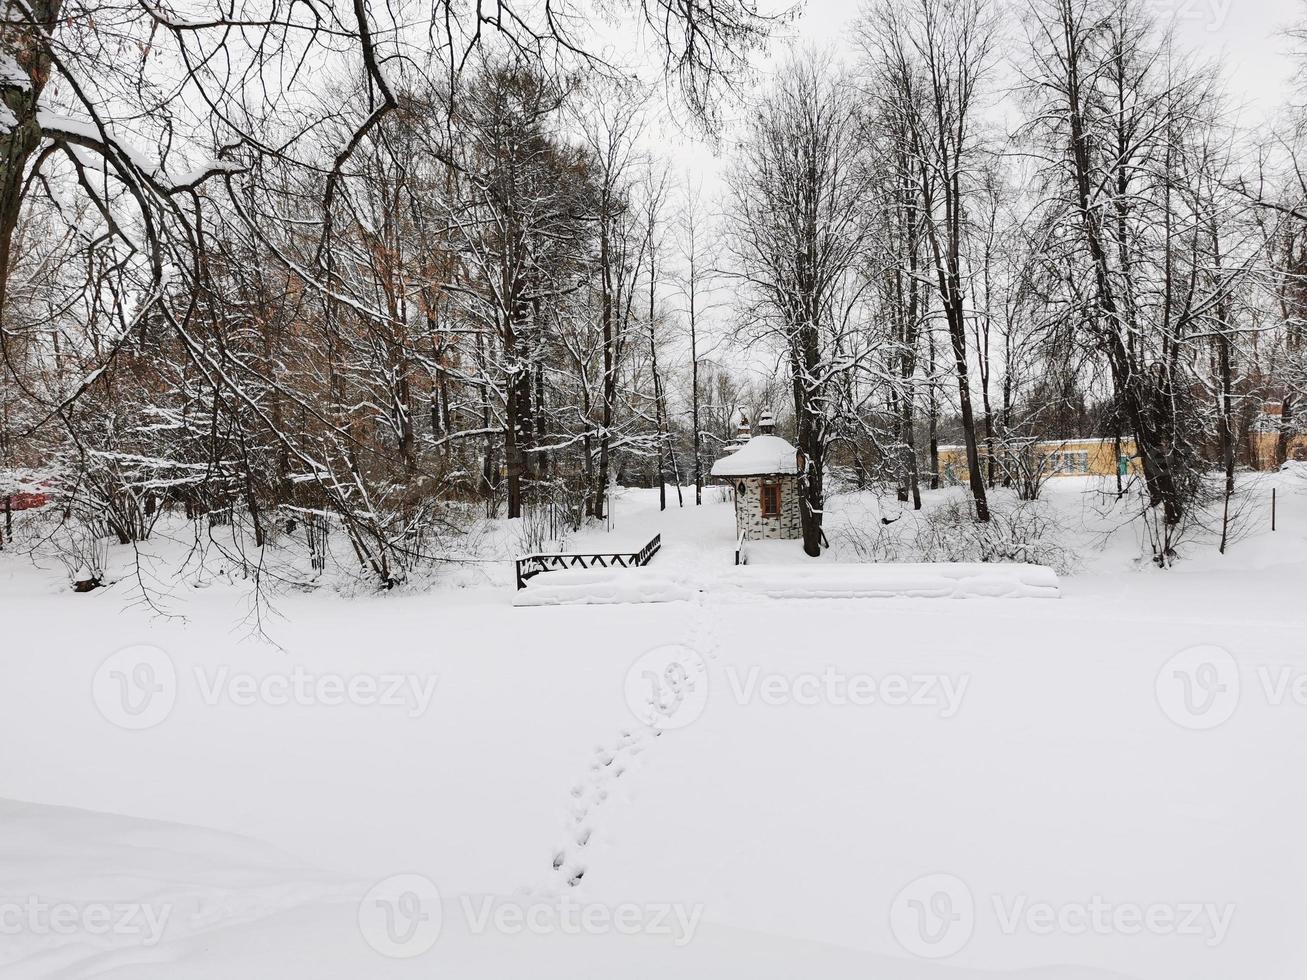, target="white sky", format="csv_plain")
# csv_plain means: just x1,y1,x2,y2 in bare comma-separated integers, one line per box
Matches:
640,0,1307,397
1169,0,1301,115
668,0,1304,180
790,0,1302,109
